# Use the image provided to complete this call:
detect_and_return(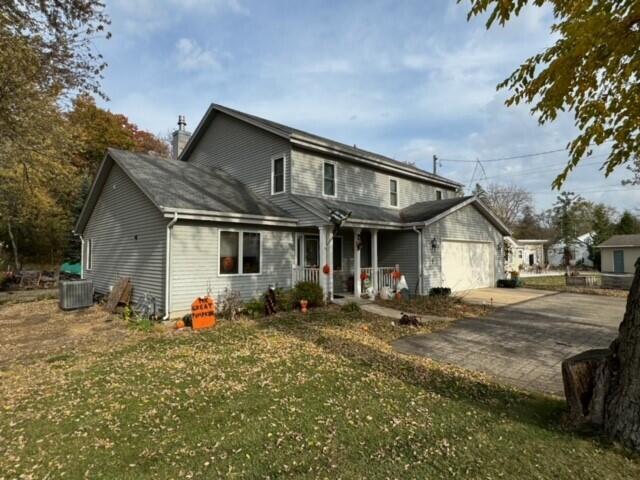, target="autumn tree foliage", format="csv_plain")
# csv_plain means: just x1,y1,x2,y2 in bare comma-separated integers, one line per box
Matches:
462,0,640,188
0,3,167,269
